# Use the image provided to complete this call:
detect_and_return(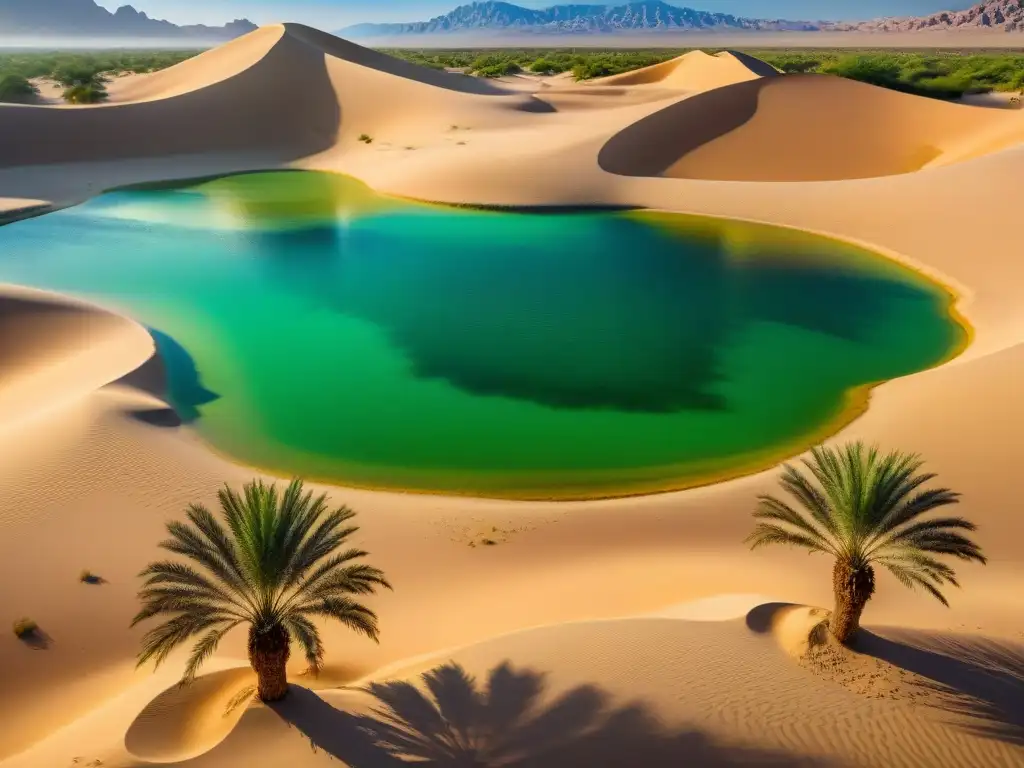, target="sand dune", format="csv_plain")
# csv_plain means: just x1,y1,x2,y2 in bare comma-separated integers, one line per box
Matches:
163,616,1023,768
7,599,1021,767
600,73,1024,181
0,25,545,173
1,23,1023,768
0,285,153,429
597,49,778,92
